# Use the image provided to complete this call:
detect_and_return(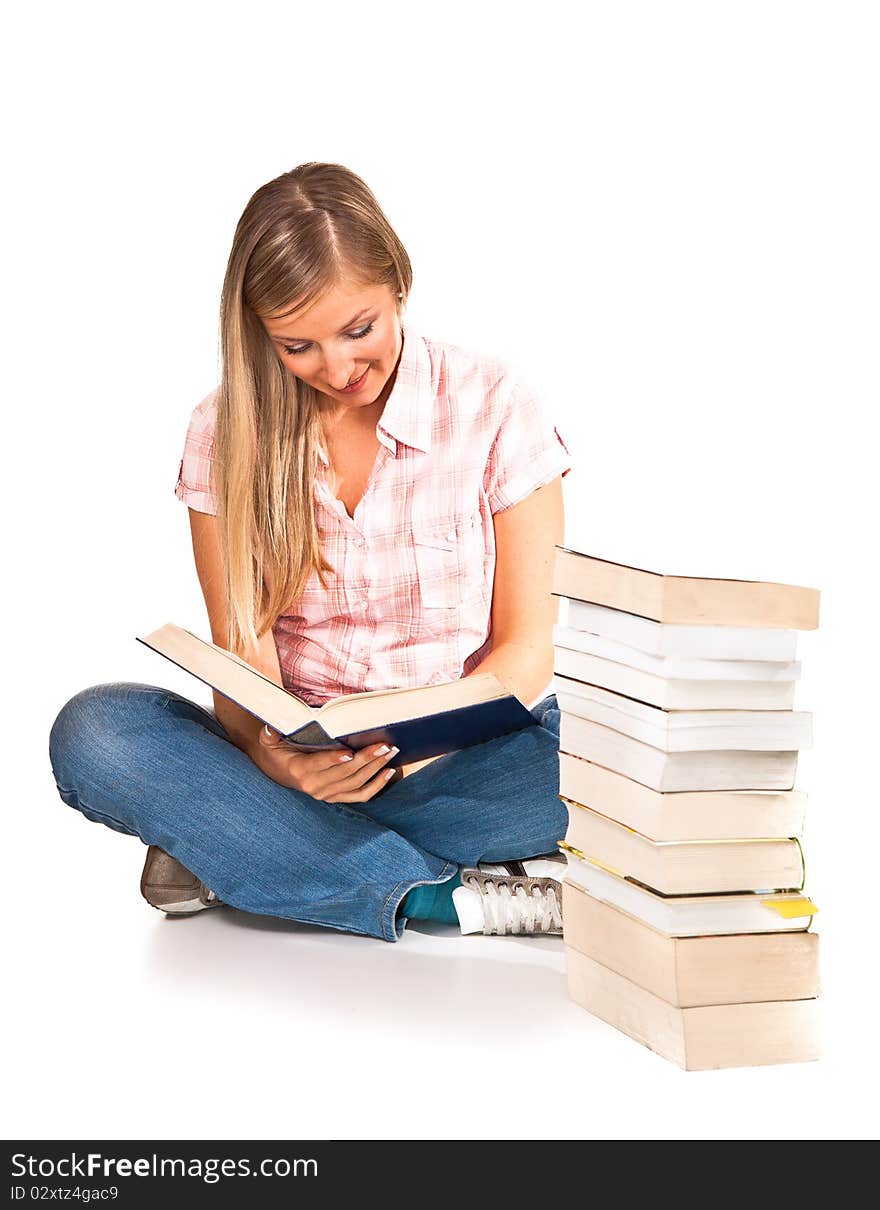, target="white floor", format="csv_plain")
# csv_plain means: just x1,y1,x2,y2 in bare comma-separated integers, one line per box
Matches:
5,789,875,1142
